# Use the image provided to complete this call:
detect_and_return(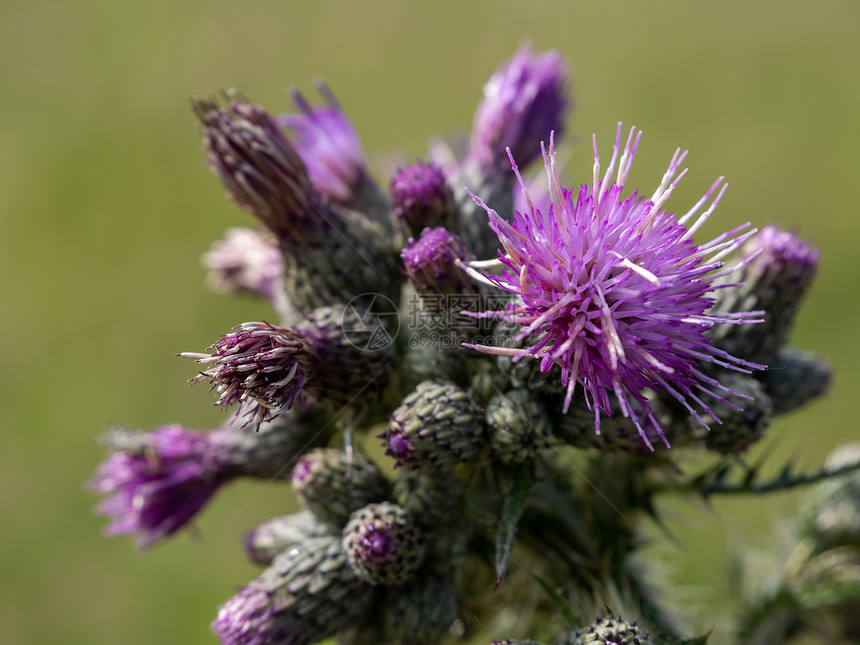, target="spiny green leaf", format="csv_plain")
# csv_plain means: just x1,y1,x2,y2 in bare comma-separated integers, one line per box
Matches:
495,464,536,589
